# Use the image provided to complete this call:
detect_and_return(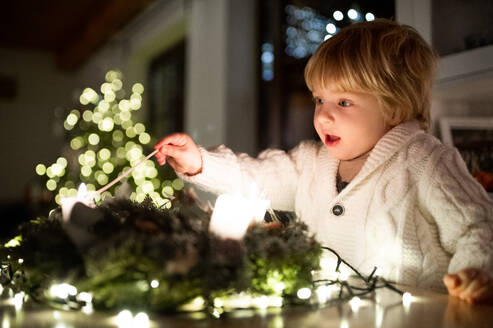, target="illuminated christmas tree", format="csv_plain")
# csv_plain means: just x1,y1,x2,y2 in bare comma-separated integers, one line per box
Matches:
34,70,182,208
